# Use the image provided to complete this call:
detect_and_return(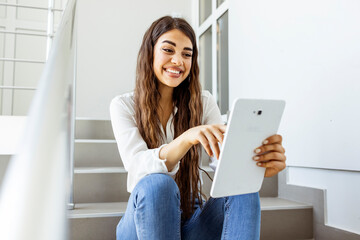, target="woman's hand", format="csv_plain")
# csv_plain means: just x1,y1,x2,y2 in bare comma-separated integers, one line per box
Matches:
183,124,227,159
253,134,287,177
